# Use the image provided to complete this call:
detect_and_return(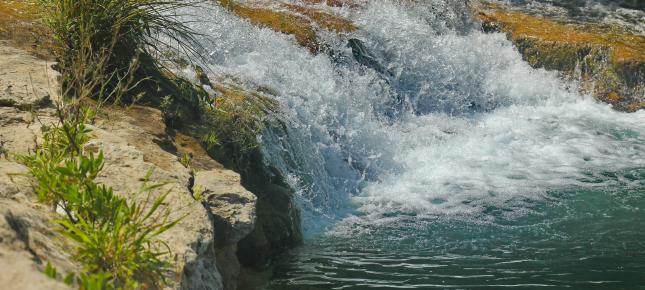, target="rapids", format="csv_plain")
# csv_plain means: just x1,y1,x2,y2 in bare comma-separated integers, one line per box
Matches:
179,0,645,288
